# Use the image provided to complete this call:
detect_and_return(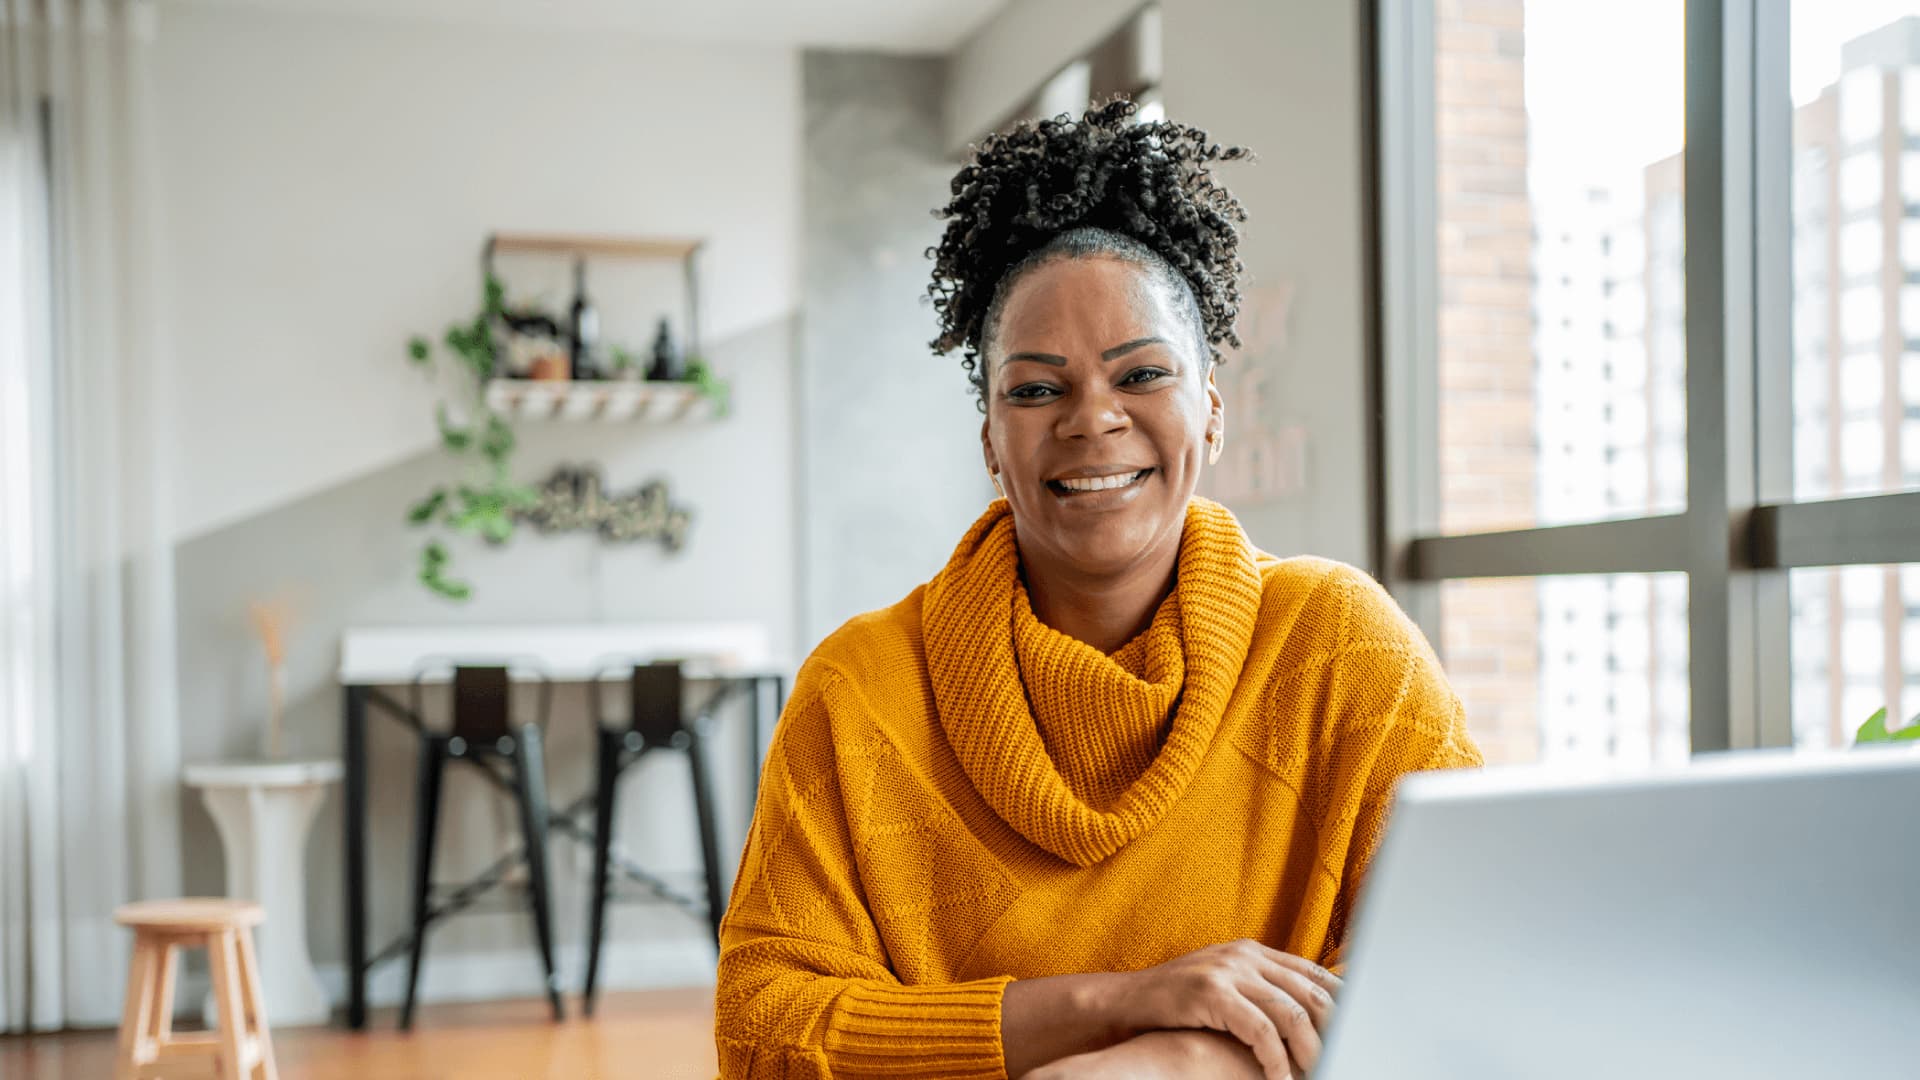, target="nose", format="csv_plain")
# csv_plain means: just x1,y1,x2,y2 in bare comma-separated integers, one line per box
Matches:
1055,380,1131,441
